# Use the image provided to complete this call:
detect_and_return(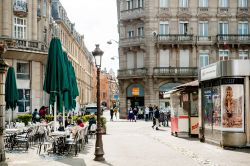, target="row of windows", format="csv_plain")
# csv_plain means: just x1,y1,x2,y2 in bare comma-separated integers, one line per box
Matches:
159,21,248,36
160,0,248,8
125,49,249,69
125,21,248,38
125,0,248,10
